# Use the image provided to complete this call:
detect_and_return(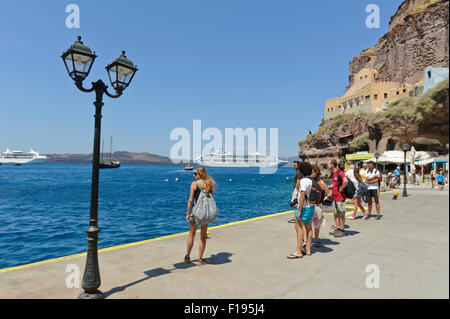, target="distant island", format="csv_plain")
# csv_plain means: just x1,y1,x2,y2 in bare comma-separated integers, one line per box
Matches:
45,152,298,166
45,151,178,165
